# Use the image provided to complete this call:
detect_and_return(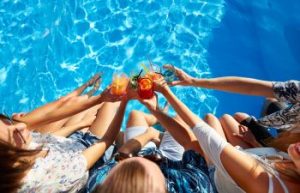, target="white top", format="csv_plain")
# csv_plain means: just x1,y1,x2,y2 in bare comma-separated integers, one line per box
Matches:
18,132,88,193
159,131,184,161
192,122,289,193
124,126,184,160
